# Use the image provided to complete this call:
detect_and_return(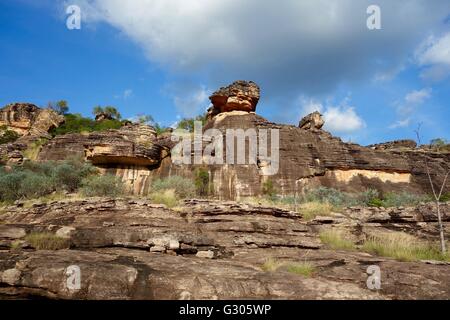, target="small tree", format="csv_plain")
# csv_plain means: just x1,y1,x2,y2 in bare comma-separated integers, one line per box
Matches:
92,106,121,120
415,125,449,254
47,100,69,115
